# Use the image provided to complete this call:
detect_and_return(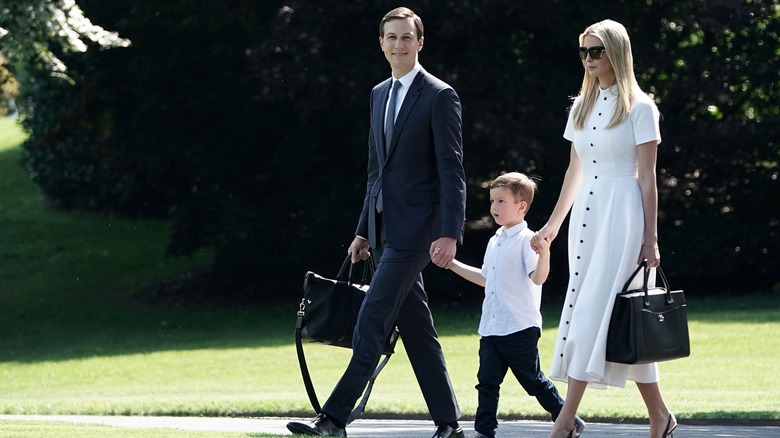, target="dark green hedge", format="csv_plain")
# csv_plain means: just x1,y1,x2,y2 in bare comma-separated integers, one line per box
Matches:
17,0,780,303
